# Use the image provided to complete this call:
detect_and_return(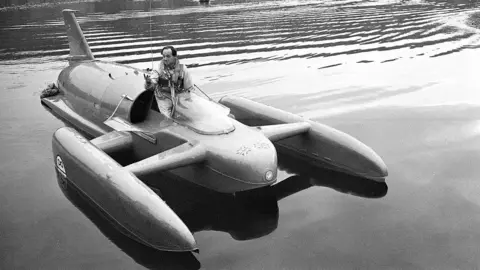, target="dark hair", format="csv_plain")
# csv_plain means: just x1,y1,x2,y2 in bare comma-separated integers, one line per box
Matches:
161,45,177,56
